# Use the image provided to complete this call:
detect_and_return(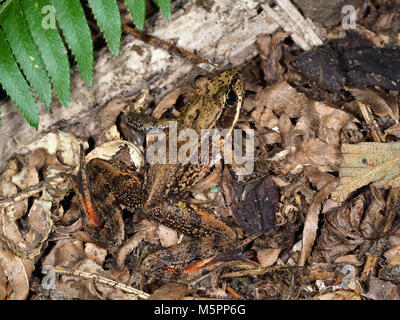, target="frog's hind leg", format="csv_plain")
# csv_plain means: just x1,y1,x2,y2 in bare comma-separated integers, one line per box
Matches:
143,197,237,240
141,233,262,283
